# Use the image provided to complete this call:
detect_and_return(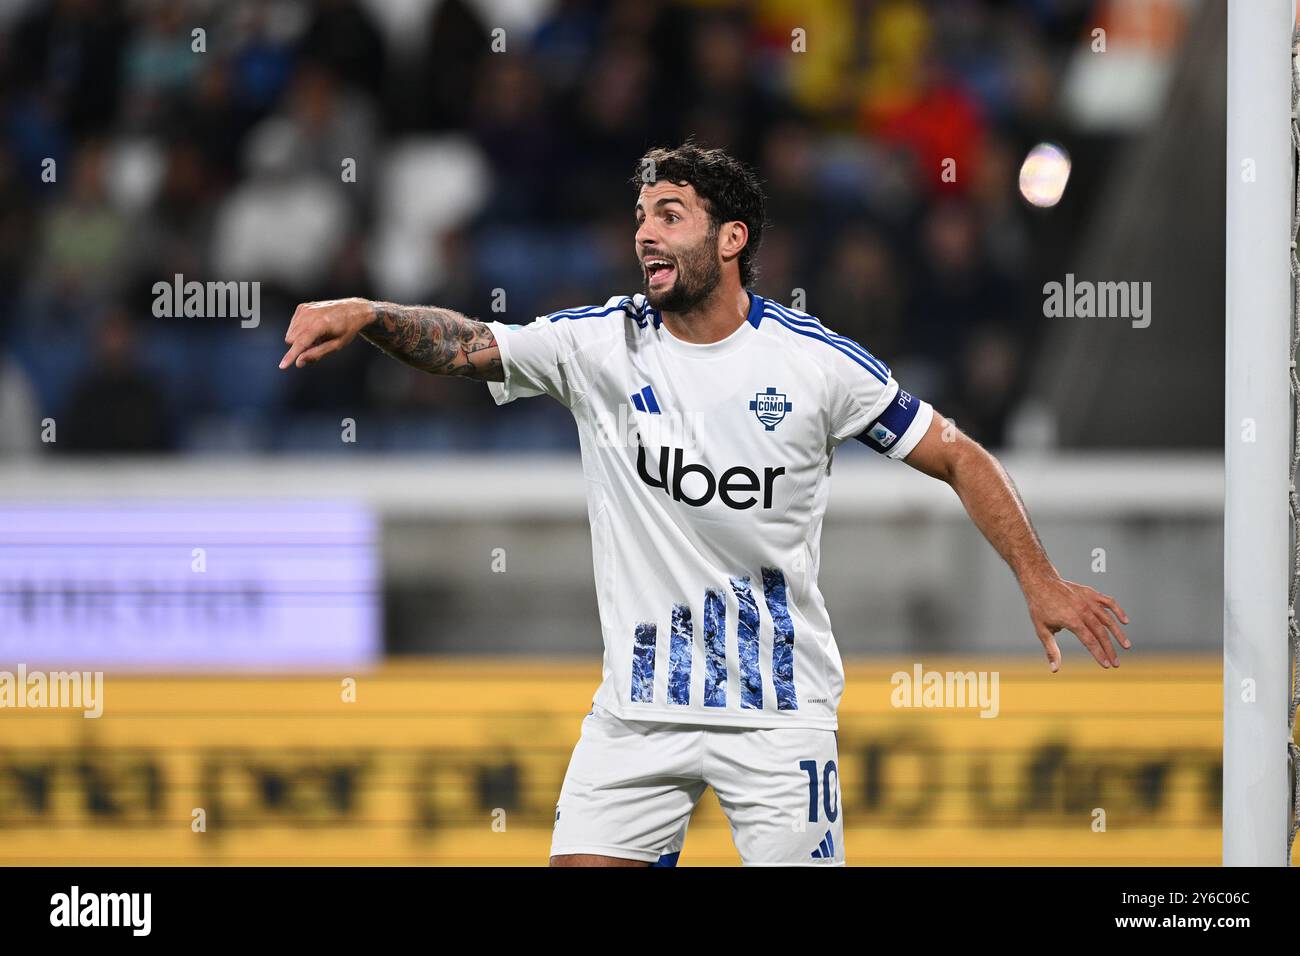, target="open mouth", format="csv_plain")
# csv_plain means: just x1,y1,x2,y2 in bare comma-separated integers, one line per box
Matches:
644,258,676,289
